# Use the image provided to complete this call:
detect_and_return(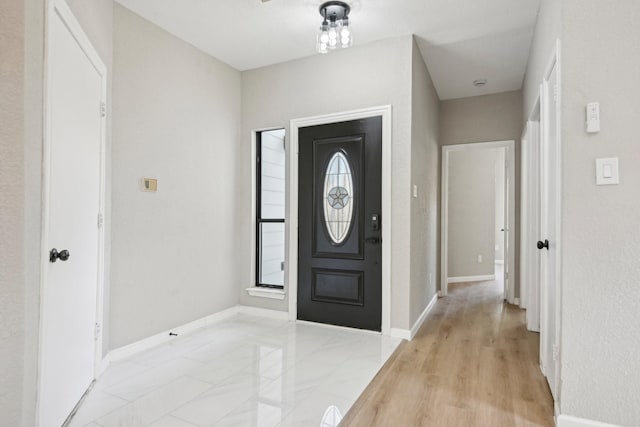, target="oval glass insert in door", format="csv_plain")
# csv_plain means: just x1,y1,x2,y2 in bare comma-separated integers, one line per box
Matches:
323,151,355,244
